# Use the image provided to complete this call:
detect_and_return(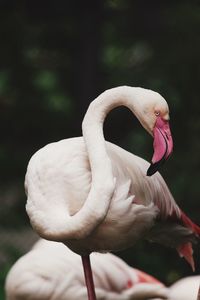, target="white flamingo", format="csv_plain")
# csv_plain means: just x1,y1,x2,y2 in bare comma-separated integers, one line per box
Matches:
25,86,200,300
5,239,168,300
169,275,200,300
